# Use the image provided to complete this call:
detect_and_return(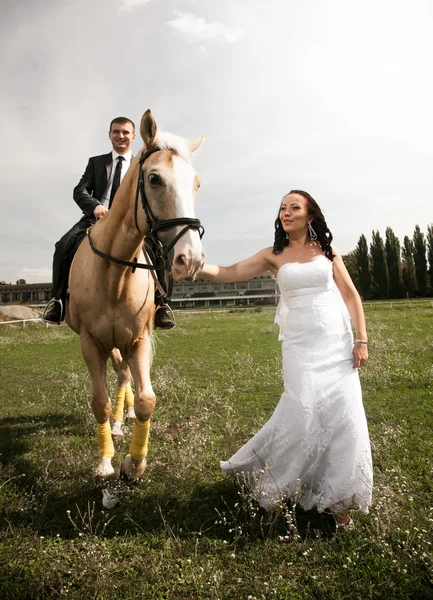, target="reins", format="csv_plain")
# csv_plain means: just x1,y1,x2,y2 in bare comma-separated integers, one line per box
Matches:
87,146,204,273
86,228,163,273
